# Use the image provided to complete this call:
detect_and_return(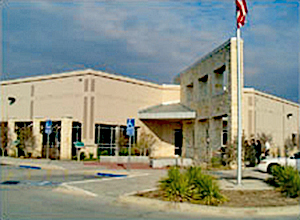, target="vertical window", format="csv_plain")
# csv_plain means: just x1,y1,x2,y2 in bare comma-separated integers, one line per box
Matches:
292,133,297,146
174,129,182,156
72,122,82,157
186,83,193,103
223,70,228,91
213,65,226,95
95,124,116,156
221,116,228,146
198,75,208,98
